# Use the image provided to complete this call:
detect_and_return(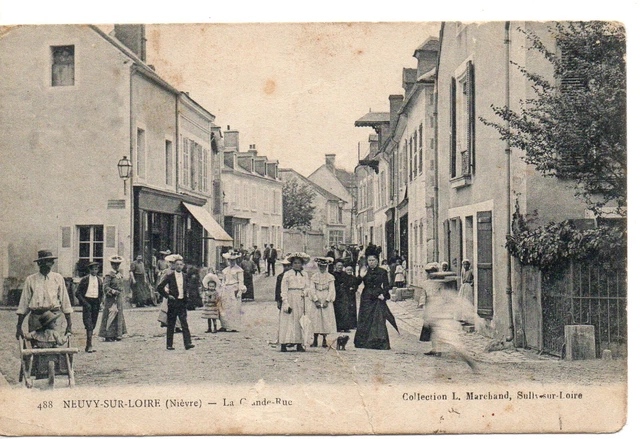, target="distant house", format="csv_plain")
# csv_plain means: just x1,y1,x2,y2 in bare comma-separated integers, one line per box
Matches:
0,24,231,304
307,154,357,244
280,168,348,256
220,127,283,252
